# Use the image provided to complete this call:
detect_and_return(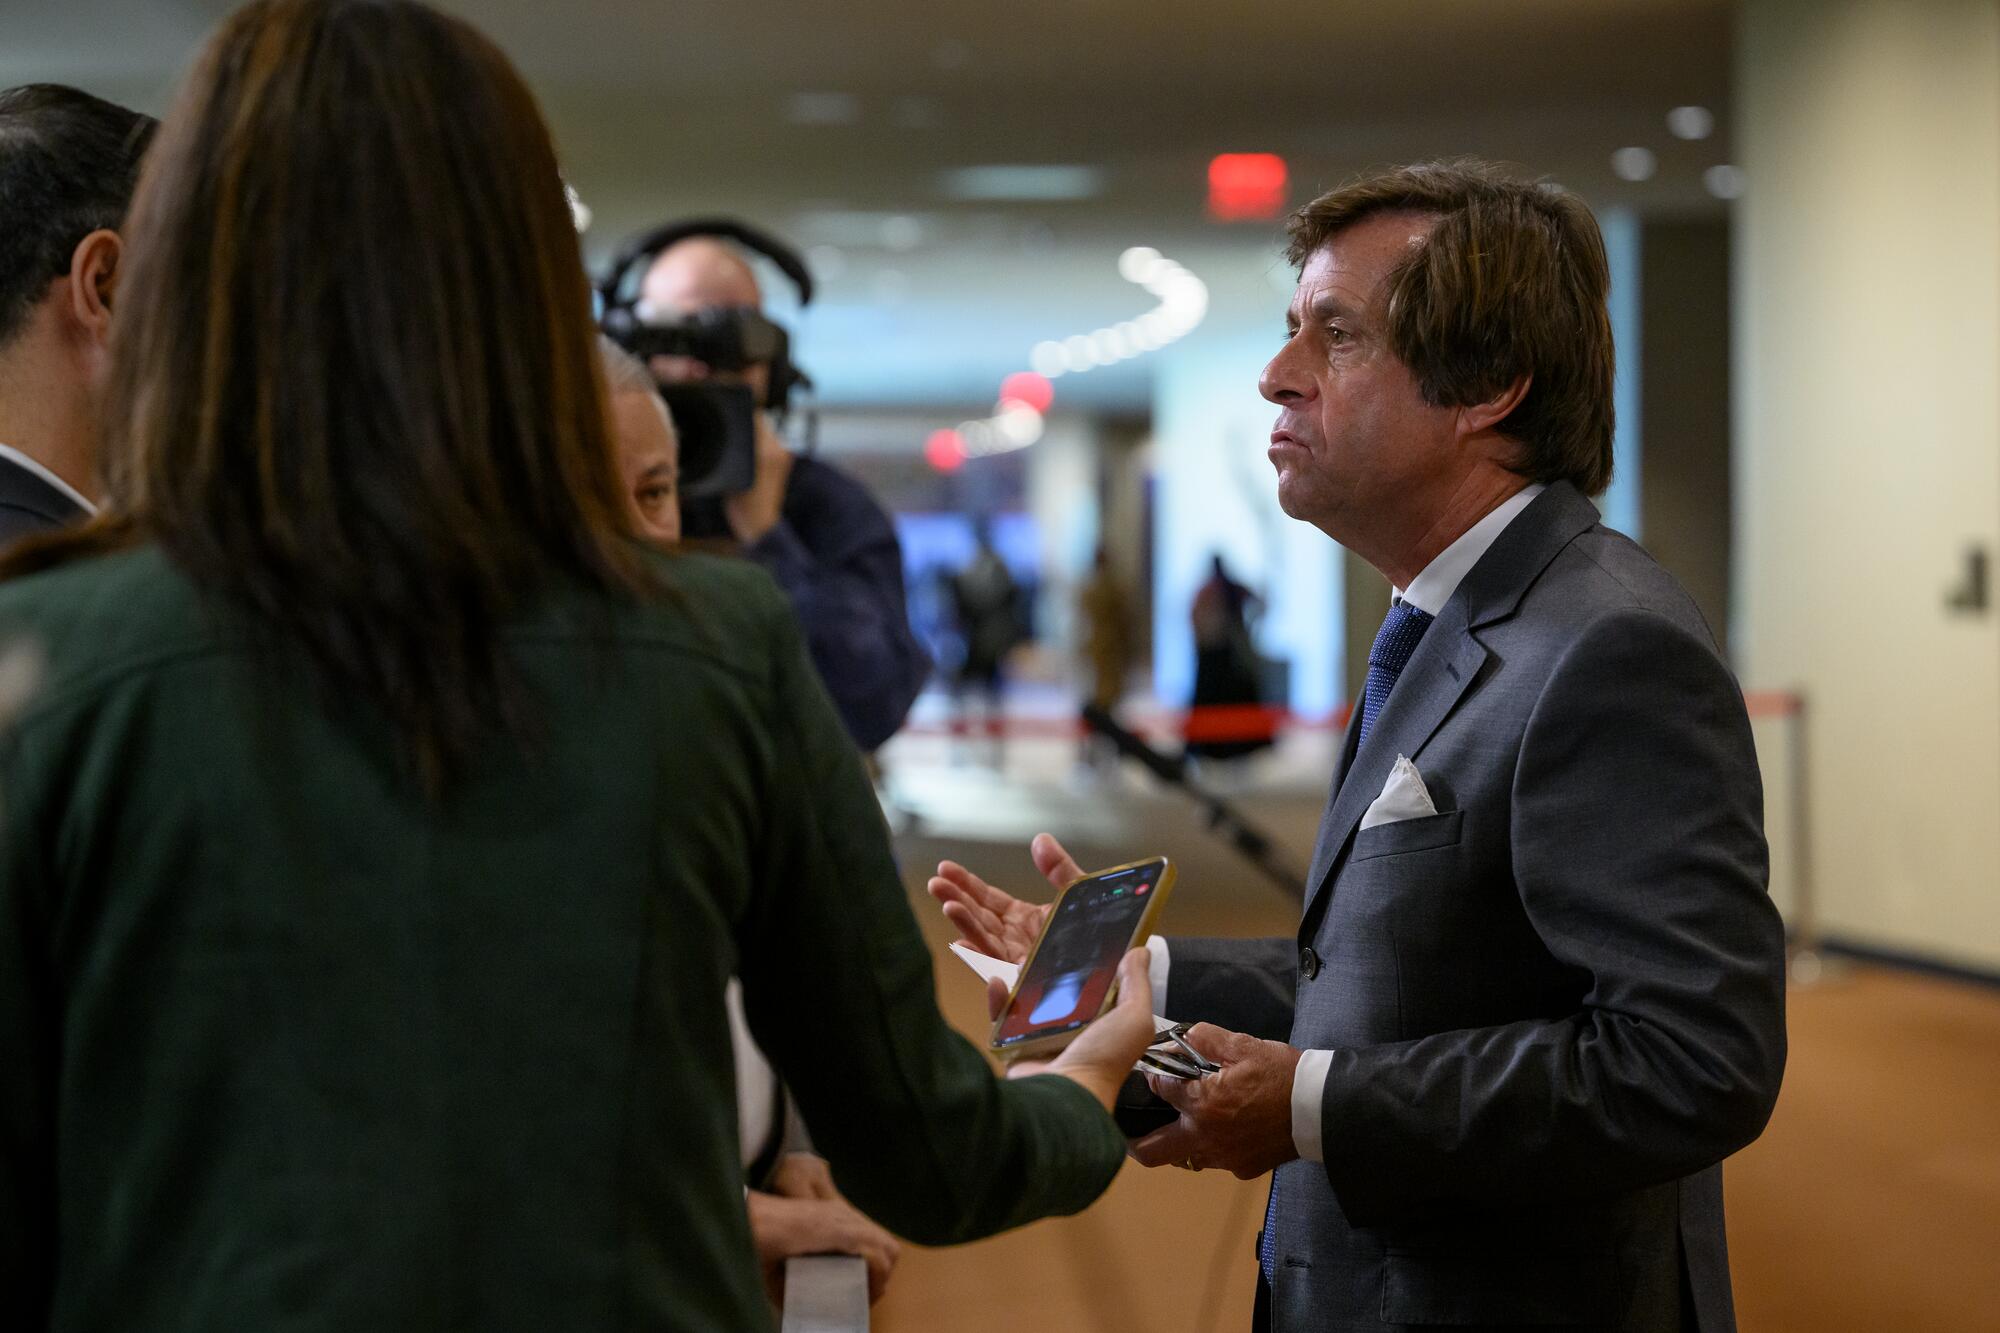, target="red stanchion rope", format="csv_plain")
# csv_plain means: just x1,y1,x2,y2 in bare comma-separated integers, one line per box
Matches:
901,691,1801,743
